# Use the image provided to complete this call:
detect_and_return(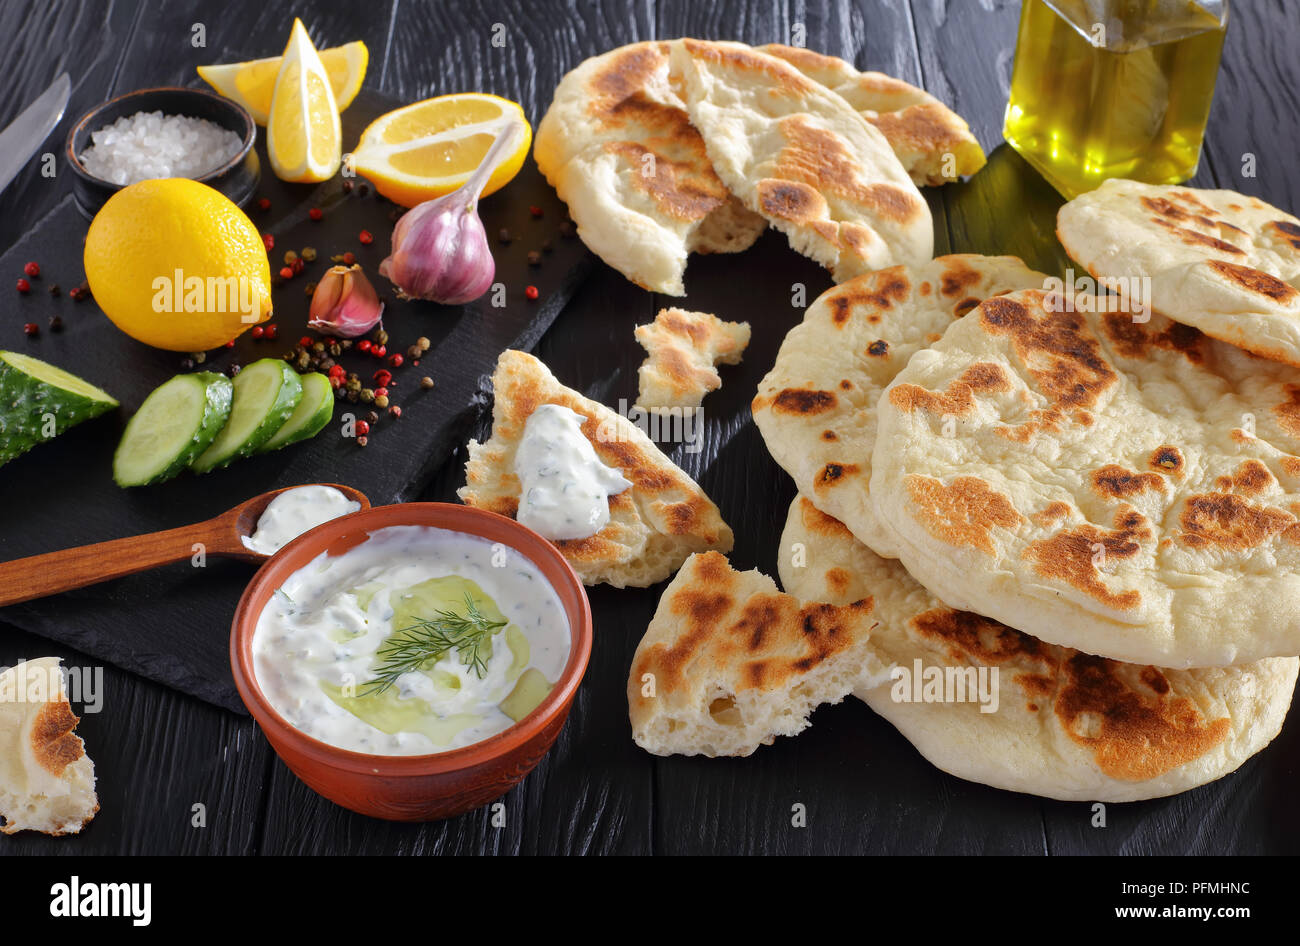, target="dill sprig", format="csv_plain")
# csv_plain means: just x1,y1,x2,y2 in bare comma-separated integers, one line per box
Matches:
359,593,507,695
